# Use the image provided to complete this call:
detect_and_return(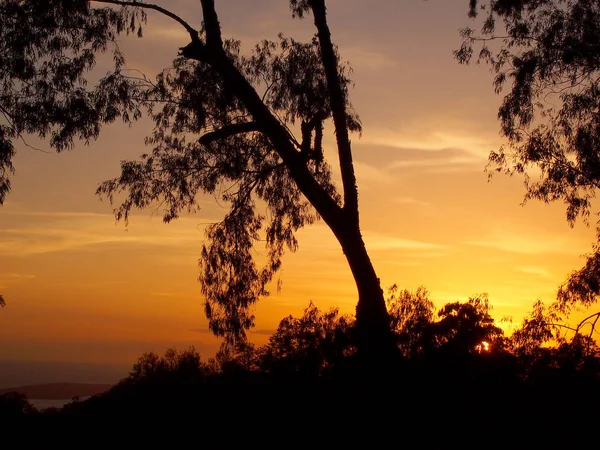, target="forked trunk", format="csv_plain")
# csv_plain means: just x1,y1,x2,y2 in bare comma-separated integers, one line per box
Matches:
193,0,396,359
